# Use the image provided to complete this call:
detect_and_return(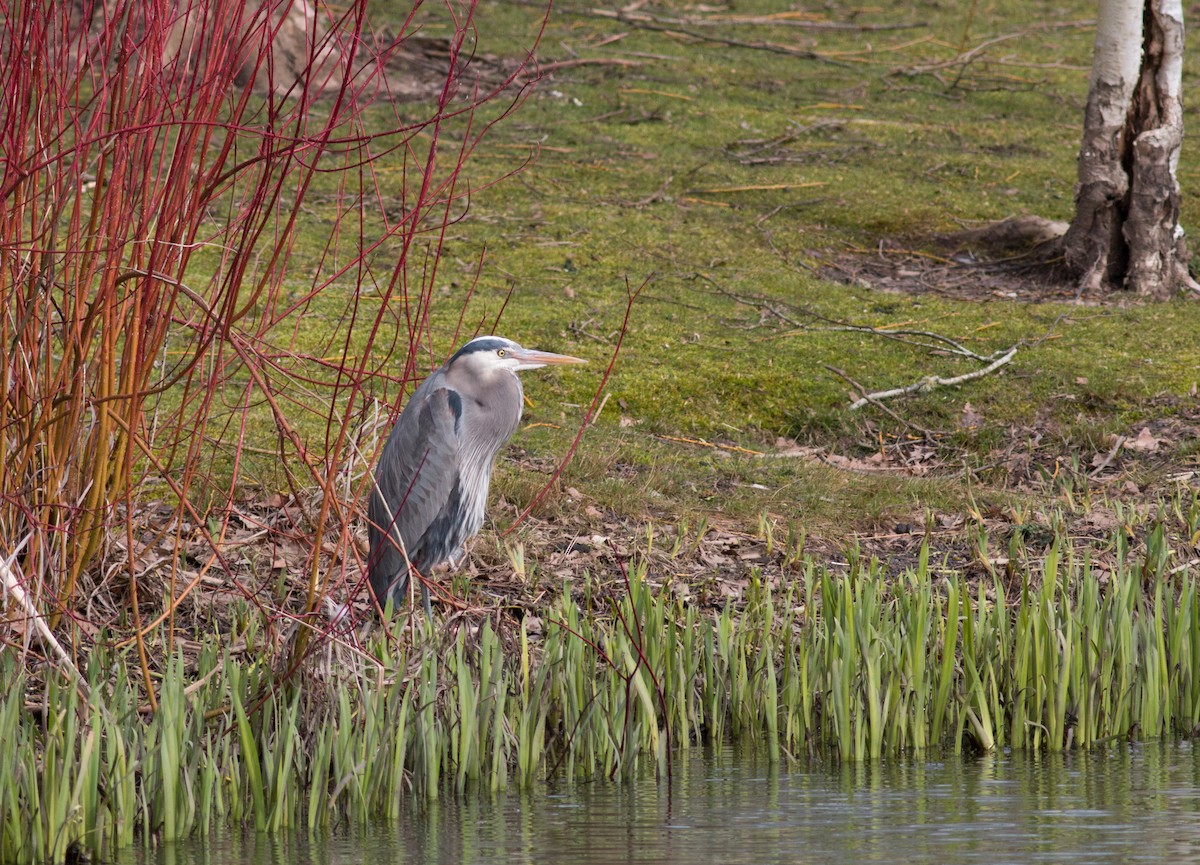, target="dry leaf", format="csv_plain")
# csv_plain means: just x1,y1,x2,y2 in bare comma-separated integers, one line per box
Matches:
1079,510,1119,533
960,401,983,428
826,453,895,472
1124,427,1160,452
773,437,822,458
